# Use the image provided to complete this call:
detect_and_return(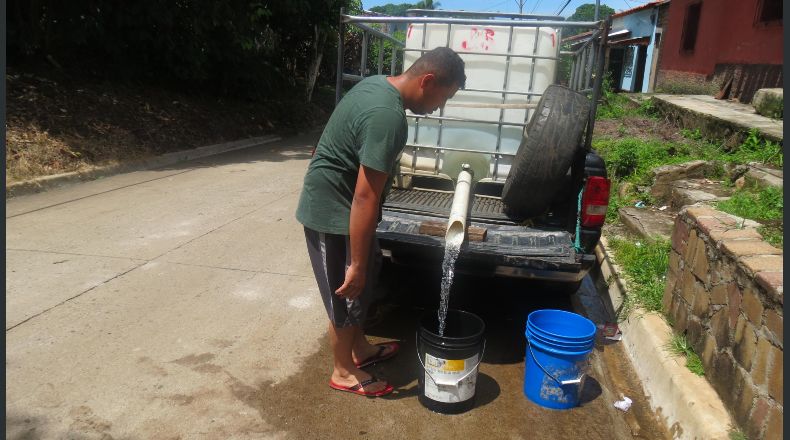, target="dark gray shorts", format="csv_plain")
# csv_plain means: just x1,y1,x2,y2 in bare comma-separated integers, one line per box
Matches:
304,227,382,328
